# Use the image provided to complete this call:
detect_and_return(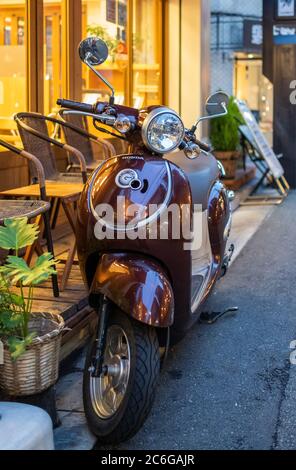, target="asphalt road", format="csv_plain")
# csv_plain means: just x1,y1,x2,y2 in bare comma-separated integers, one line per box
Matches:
97,192,296,451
